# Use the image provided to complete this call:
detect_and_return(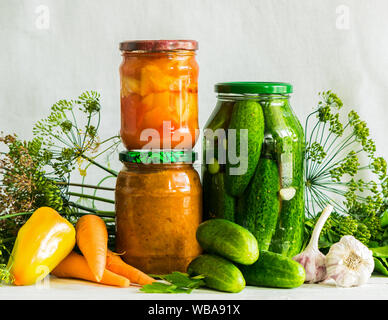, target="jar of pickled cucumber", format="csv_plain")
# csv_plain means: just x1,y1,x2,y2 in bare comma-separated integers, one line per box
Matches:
202,82,305,257
119,40,199,150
